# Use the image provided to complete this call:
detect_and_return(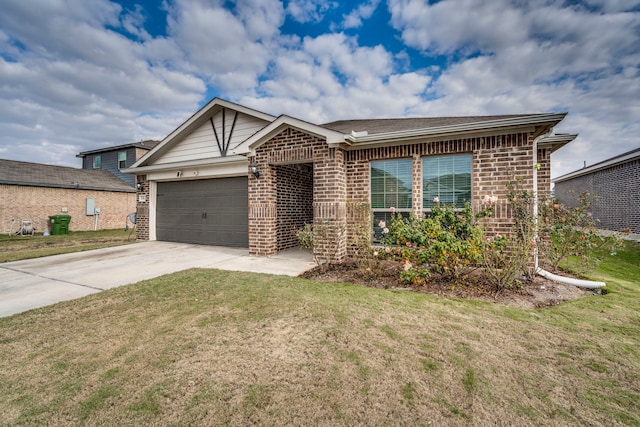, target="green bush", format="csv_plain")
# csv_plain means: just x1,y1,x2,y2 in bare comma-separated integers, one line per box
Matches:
538,192,624,273
382,203,484,282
